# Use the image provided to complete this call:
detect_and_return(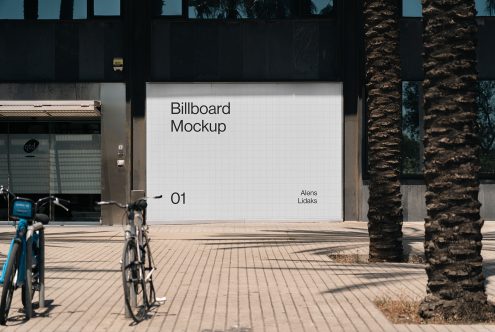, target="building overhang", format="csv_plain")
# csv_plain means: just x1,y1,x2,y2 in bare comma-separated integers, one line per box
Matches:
0,100,101,118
